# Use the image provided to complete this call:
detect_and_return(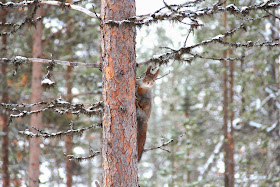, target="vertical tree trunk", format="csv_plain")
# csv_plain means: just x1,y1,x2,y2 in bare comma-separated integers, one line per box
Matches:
240,50,246,114
65,66,73,187
1,5,10,187
29,7,44,187
101,0,138,186
223,51,230,187
222,6,235,187
228,49,235,187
